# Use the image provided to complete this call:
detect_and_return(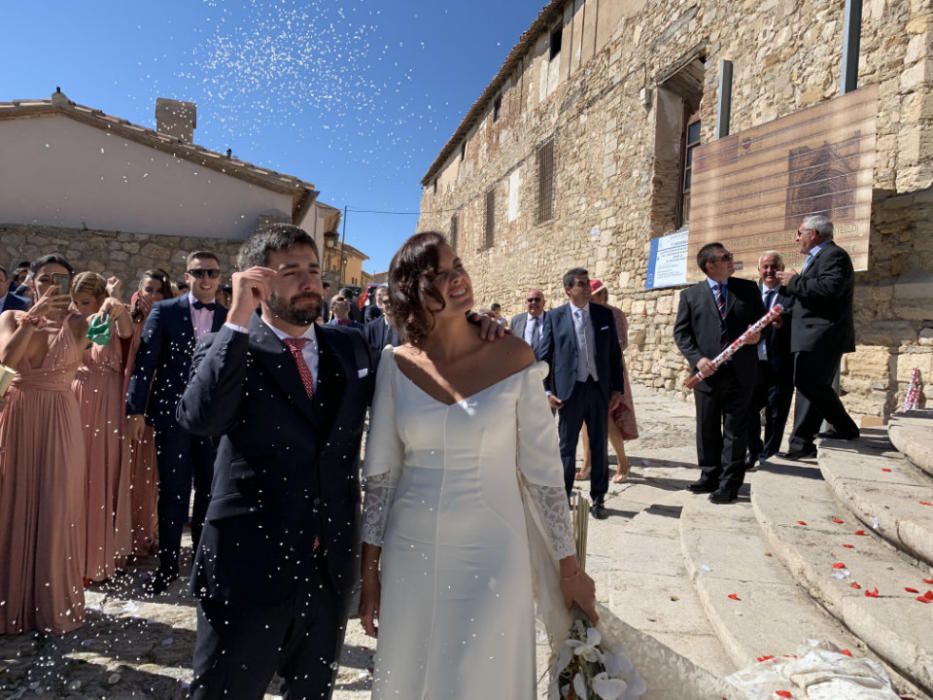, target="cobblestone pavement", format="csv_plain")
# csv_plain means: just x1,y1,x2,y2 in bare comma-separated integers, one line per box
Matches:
0,383,699,699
